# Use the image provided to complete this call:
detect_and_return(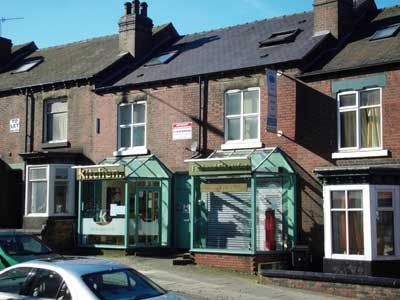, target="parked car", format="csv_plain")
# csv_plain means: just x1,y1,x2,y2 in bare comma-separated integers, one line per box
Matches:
0,257,188,300
0,231,55,269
